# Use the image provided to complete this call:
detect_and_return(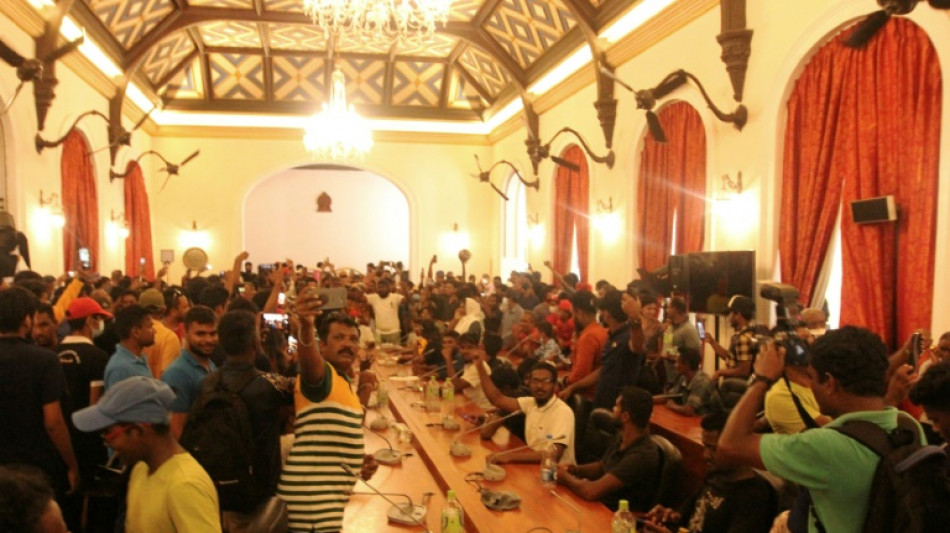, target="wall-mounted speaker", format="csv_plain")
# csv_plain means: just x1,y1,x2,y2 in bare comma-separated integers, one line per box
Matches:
850,195,898,224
